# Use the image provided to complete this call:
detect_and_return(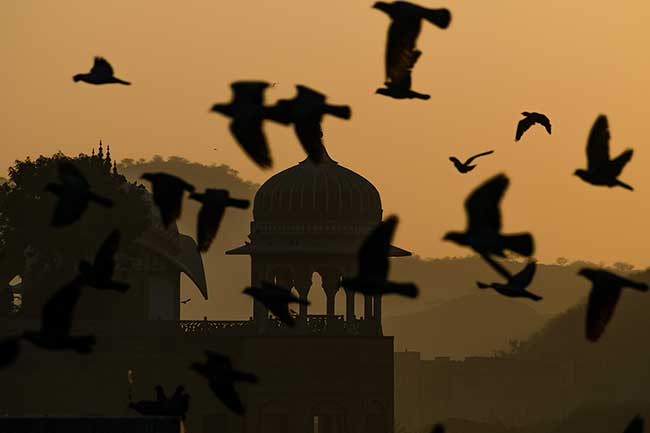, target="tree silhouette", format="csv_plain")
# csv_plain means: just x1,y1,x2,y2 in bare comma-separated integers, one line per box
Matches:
0,150,151,317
